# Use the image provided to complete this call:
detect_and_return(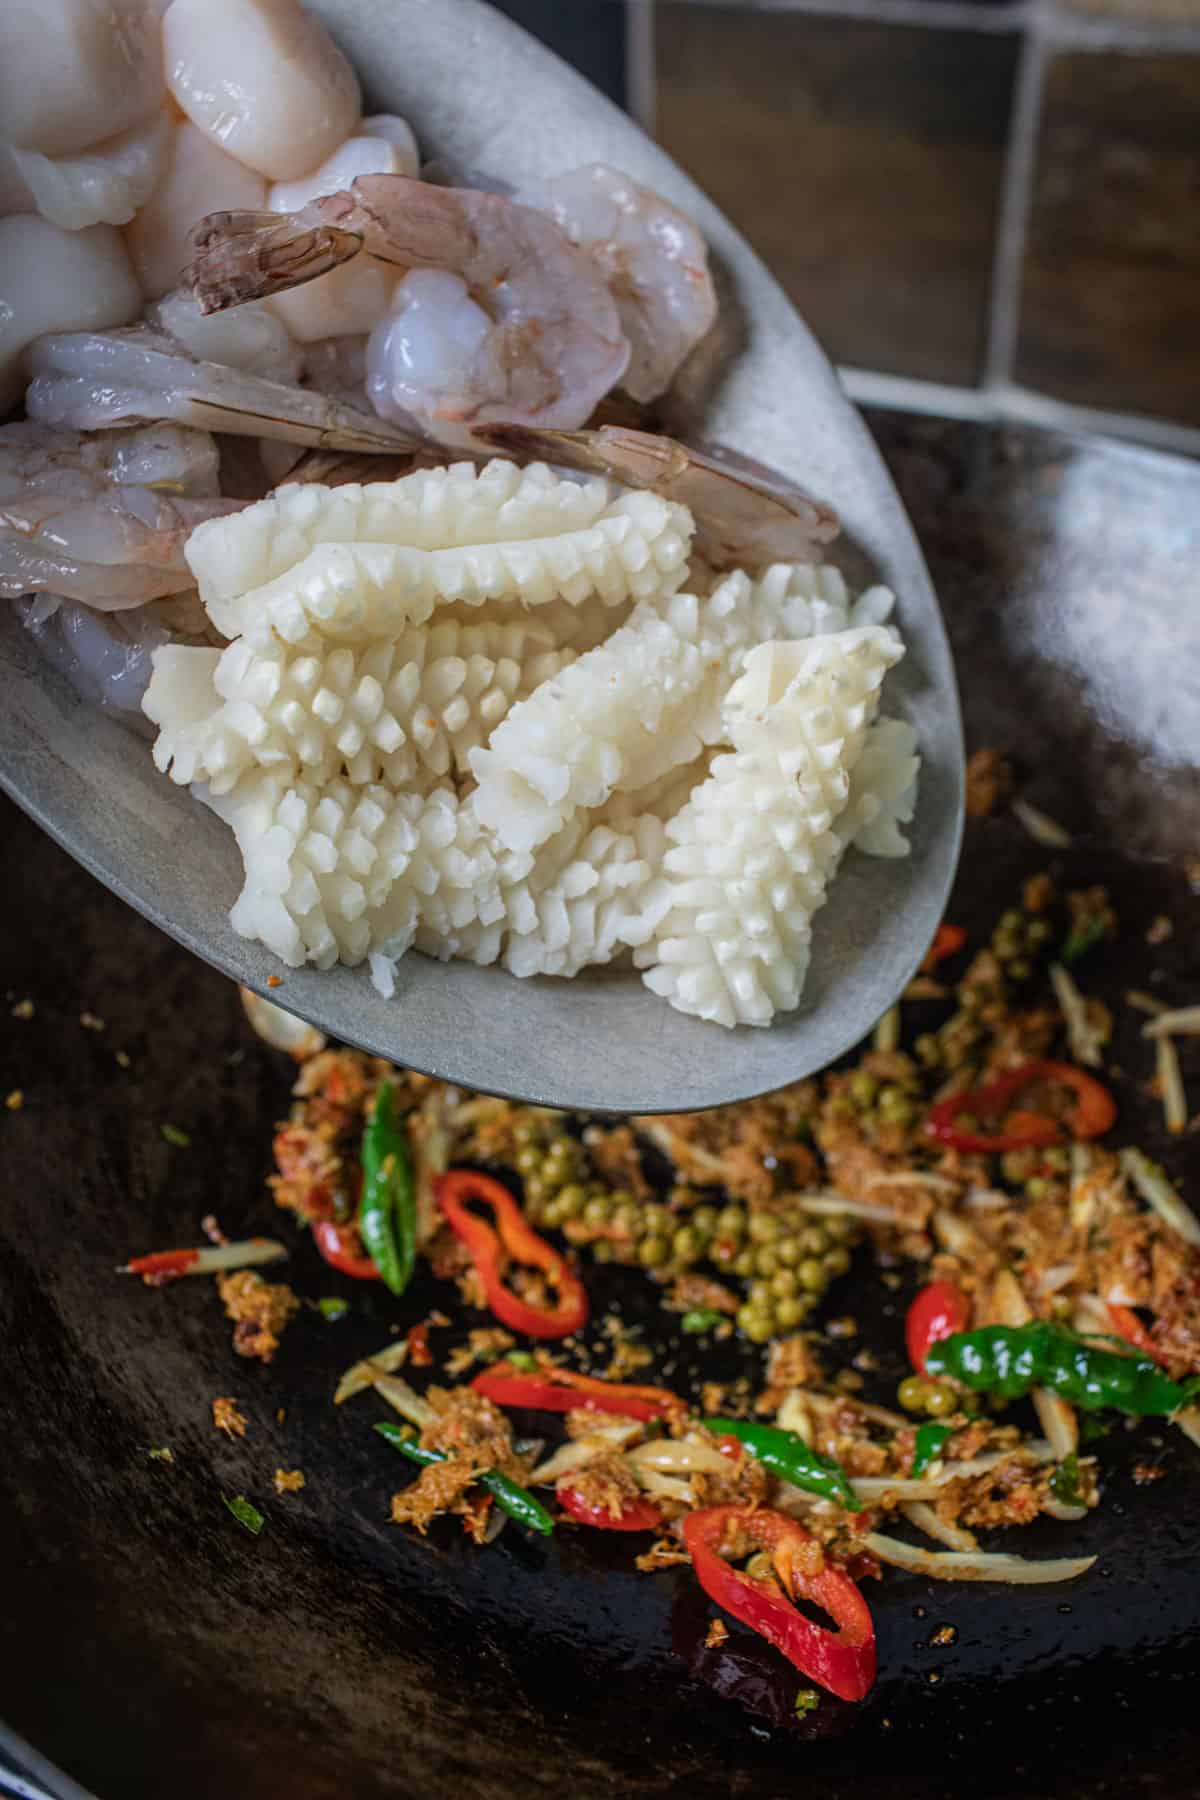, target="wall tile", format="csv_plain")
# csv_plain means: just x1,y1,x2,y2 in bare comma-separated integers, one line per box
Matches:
654,6,1017,384
489,0,629,108
1016,51,1200,423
